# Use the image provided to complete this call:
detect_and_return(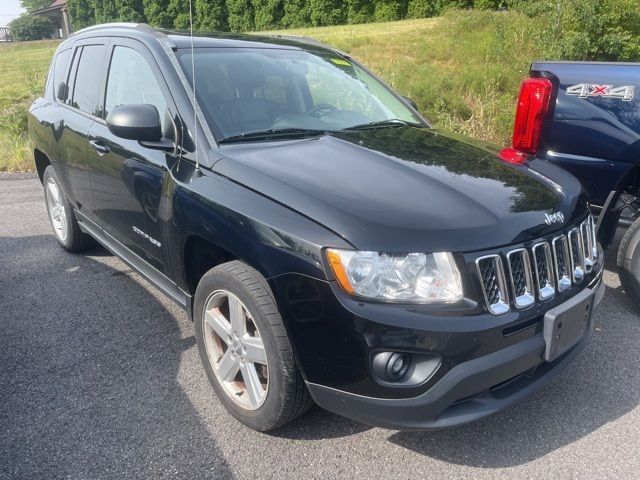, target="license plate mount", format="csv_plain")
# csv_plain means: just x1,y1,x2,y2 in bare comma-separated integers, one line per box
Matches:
543,288,595,362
